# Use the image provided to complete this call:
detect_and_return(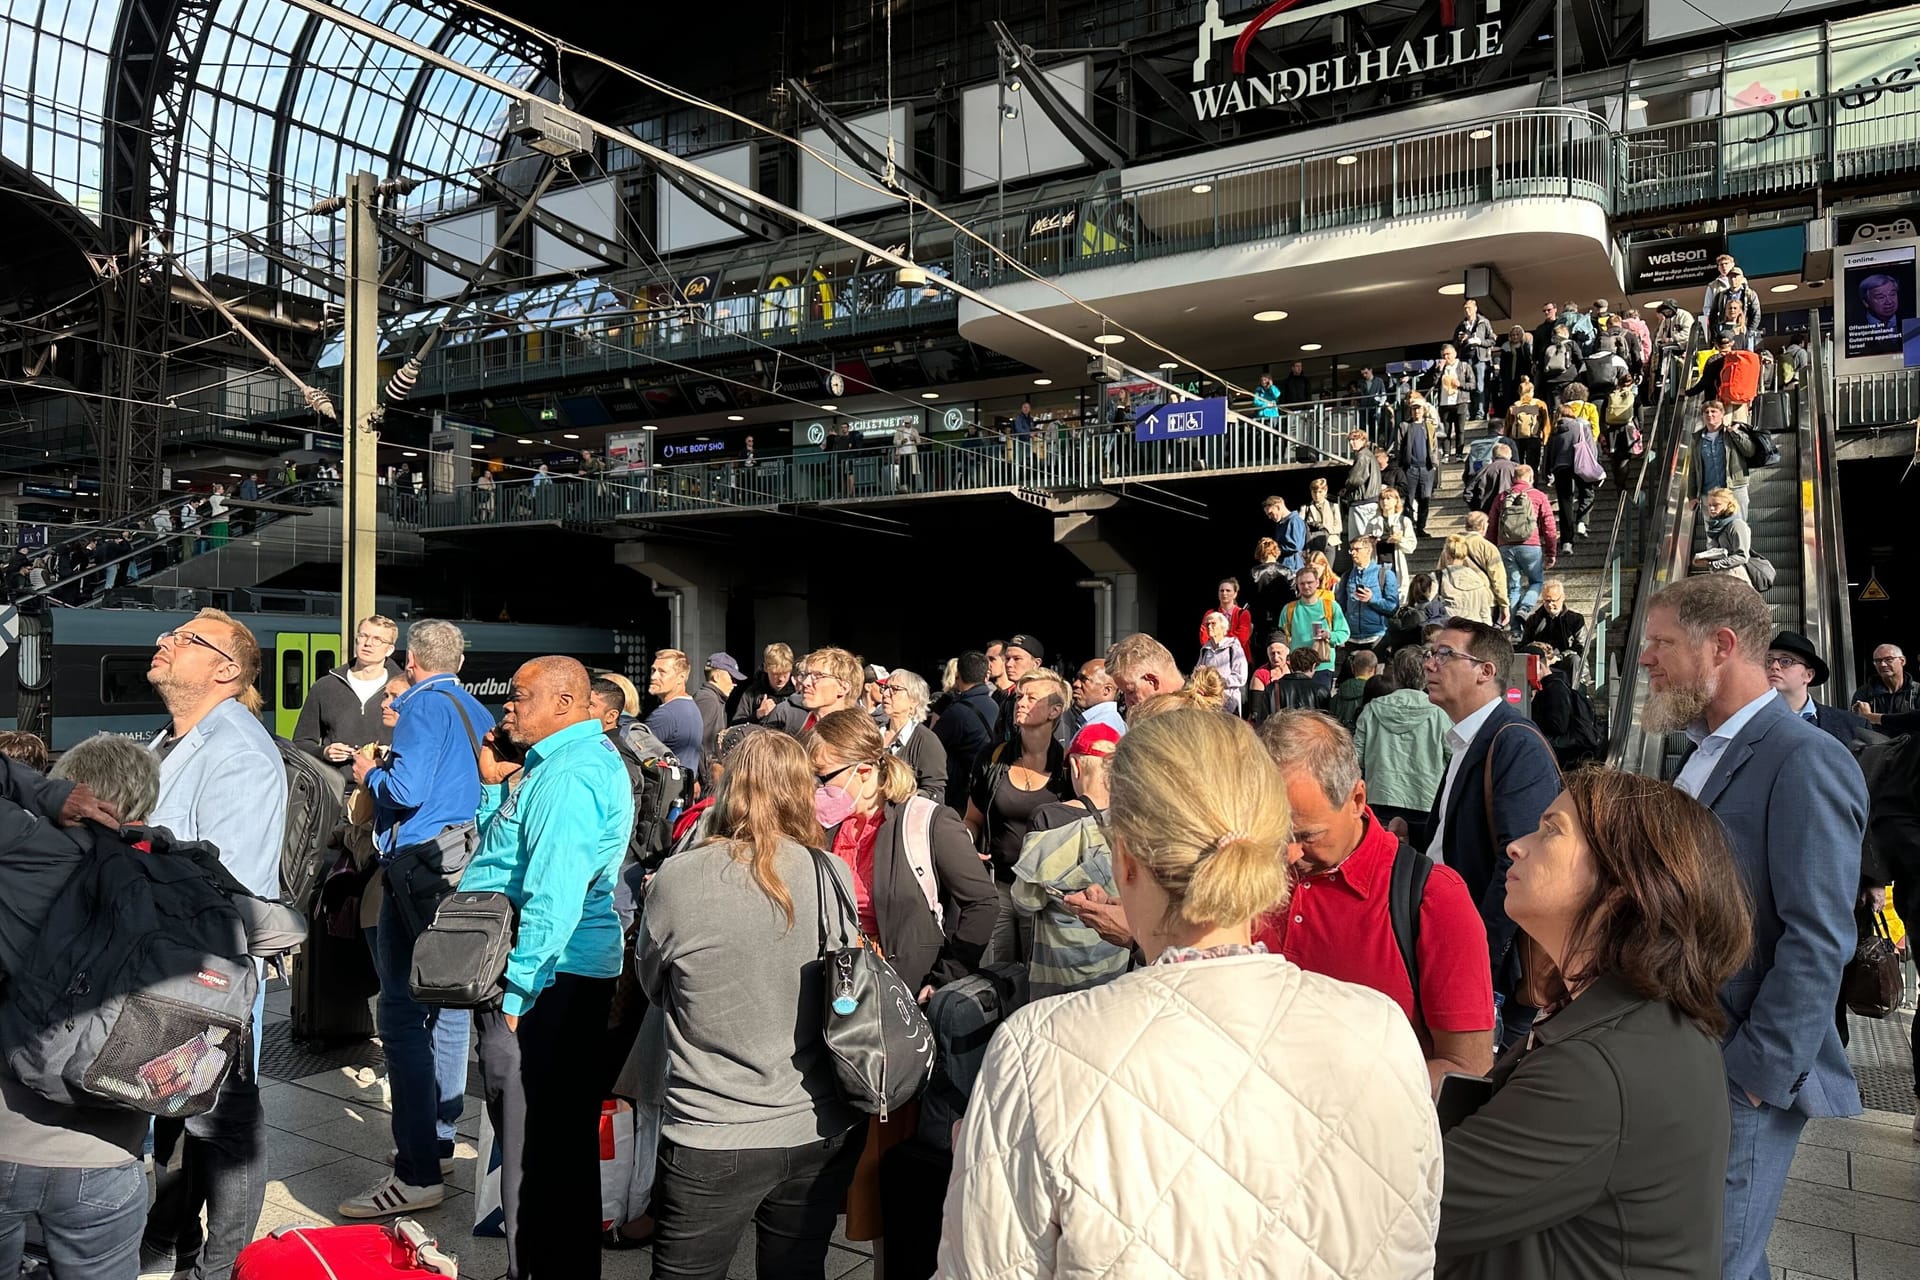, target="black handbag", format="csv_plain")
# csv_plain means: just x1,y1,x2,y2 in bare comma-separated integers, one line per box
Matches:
807,848,936,1120
382,822,480,938
1842,913,1904,1020
409,891,517,1008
